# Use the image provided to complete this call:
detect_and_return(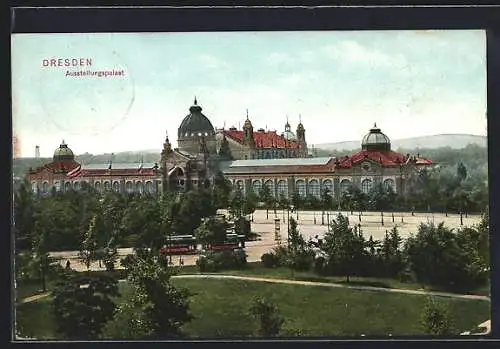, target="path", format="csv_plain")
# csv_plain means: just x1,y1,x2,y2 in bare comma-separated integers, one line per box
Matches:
171,274,491,301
